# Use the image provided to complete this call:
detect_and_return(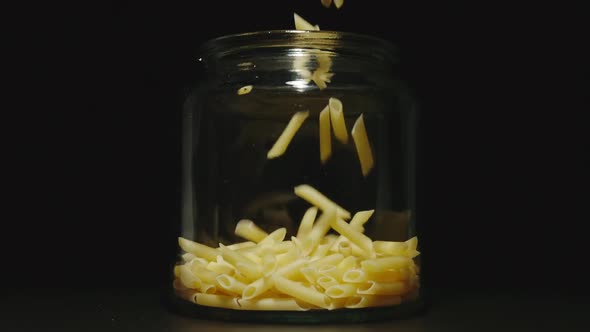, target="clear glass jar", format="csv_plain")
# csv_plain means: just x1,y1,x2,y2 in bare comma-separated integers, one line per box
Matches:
168,30,423,323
